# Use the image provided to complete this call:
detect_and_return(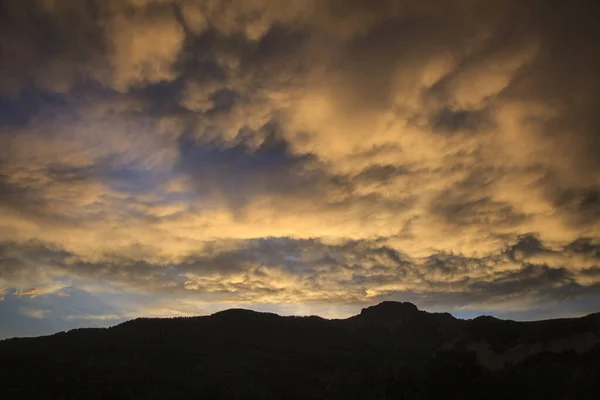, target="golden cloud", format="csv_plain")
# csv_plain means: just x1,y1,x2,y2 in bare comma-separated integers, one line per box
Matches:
0,0,599,320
